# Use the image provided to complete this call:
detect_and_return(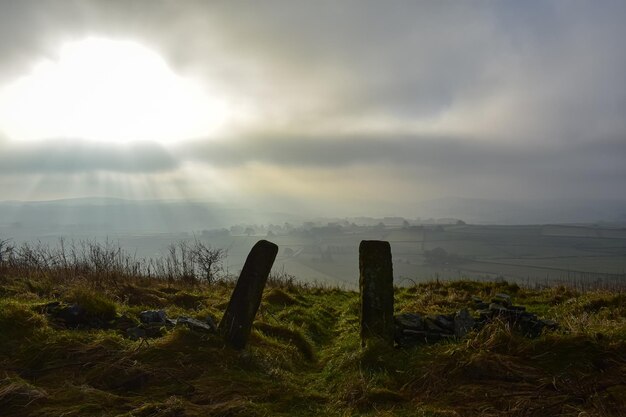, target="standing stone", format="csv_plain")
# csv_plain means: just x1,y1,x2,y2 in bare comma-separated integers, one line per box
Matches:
359,240,394,347
219,240,278,349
